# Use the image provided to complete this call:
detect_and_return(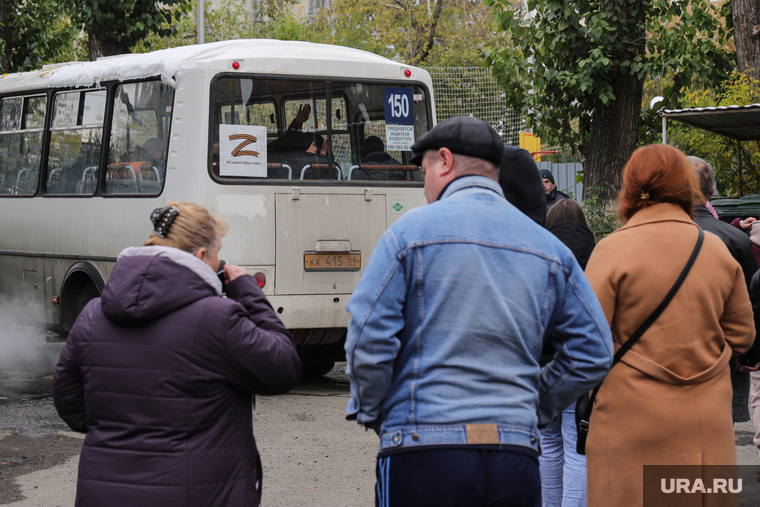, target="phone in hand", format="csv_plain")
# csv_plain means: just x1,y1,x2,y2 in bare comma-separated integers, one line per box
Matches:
217,259,227,294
